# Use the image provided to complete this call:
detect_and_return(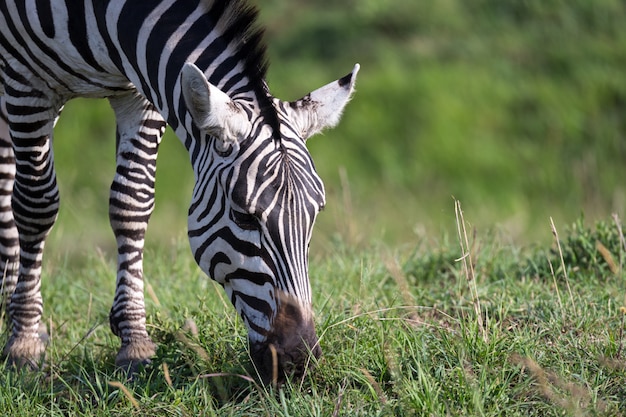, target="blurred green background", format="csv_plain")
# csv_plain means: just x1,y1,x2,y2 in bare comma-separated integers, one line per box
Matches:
48,0,626,258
